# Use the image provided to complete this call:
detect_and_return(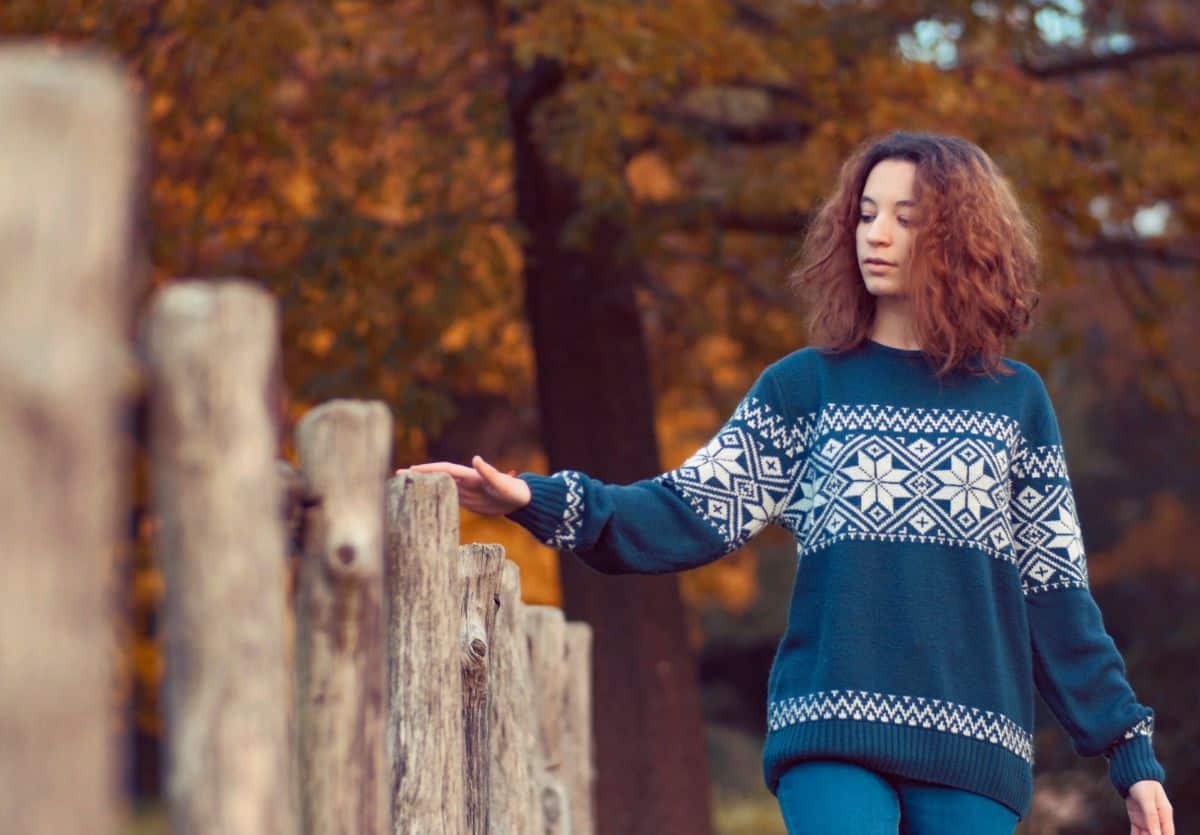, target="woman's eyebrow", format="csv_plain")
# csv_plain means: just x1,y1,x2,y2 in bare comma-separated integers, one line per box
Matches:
861,196,916,207
859,195,912,207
